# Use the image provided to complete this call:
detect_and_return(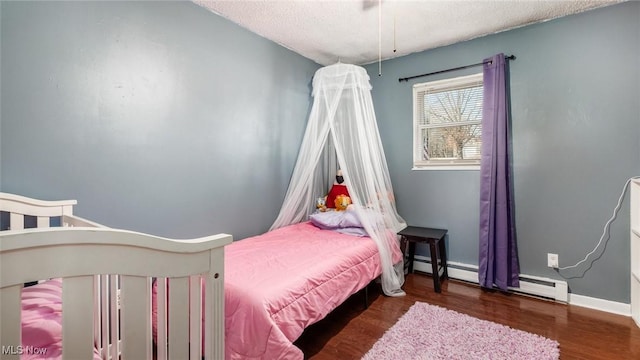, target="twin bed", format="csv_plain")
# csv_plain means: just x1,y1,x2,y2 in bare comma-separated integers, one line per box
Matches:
223,220,402,359
0,192,402,359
